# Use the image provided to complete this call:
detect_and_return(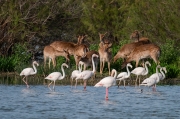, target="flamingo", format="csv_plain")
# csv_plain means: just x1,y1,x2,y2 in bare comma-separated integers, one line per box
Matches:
116,63,132,88
149,66,167,88
140,65,161,91
75,54,99,90
94,69,117,100
20,61,39,88
45,63,68,91
71,61,84,88
131,61,151,87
